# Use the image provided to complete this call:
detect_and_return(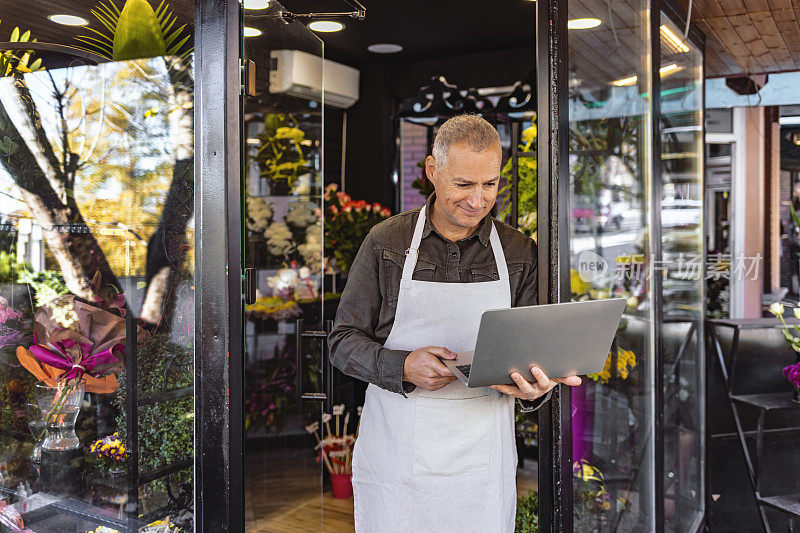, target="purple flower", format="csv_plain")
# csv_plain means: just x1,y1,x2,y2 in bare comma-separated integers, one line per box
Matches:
782,362,800,388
